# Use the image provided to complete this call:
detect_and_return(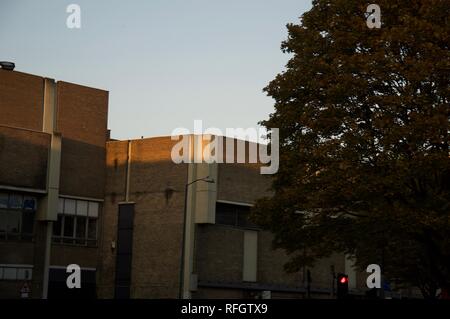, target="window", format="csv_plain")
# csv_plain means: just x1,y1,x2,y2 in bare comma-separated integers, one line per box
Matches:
53,215,62,237
9,194,23,209
3,267,17,280
21,211,34,234
0,213,5,233
0,193,36,241
7,211,21,233
17,268,32,280
88,218,97,242
76,216,87,241
0,265,33,281
63,215,75,242
215,202,259,229
0,193,8,208
52,198,100,246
